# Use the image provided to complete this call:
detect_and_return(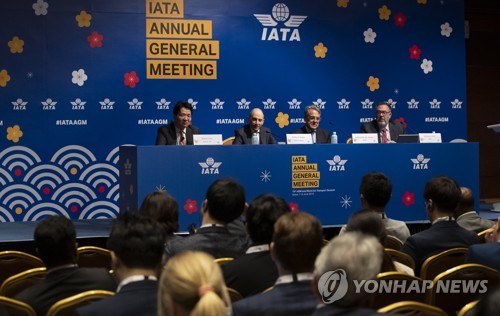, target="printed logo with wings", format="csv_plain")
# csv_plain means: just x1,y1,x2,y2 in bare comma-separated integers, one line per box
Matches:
411,154,431,170
254,3,307,41
326,155,348,171
199,157,222,175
